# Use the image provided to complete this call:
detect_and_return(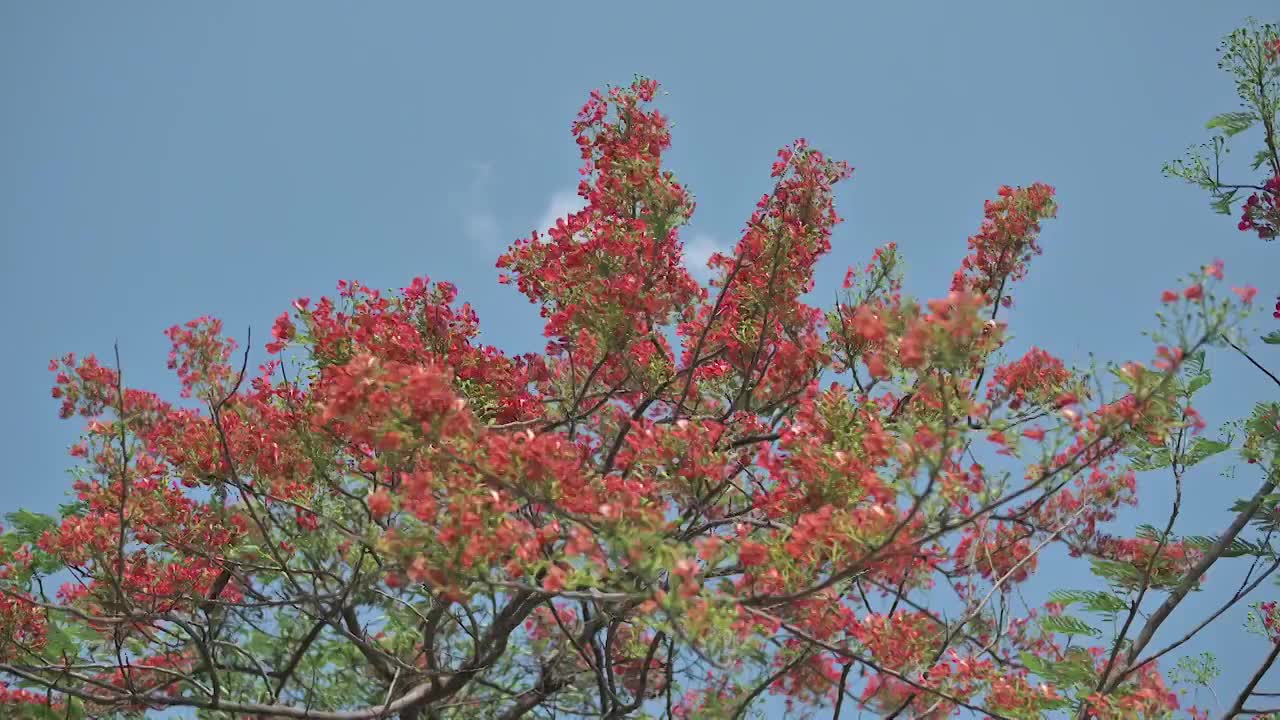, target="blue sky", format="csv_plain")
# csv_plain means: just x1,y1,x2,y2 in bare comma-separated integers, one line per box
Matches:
2,1,1279,713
